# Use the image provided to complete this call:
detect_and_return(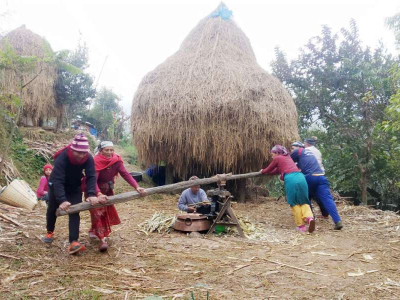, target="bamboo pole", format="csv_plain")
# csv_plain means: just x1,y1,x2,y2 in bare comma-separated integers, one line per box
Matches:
56,172,262,216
